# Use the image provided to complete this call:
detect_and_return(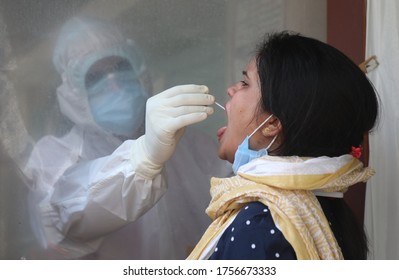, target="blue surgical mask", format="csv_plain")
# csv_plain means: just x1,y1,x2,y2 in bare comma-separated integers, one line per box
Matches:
87,71,147,137
232,114,277,174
